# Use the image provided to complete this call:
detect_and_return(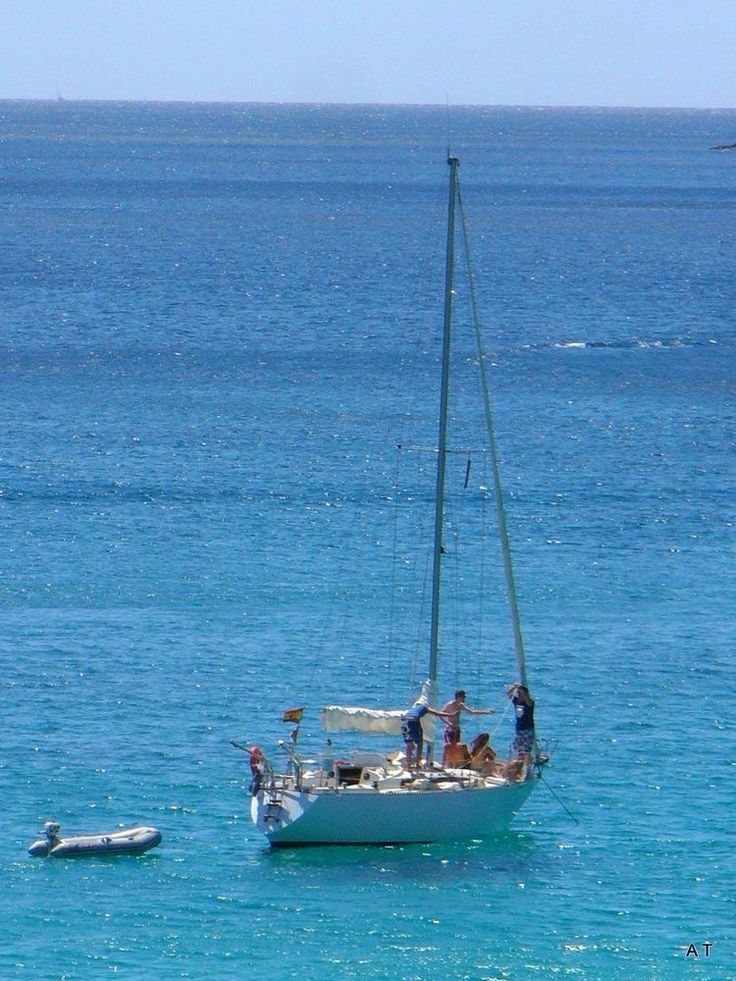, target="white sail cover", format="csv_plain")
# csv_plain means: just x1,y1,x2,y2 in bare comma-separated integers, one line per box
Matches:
322,679,440,737
321,706,404,735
